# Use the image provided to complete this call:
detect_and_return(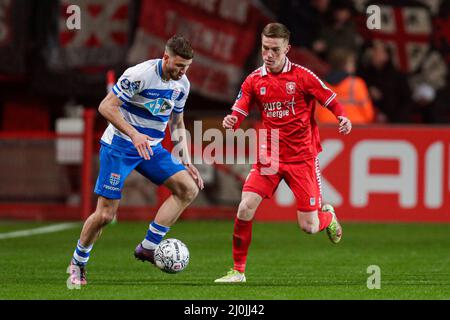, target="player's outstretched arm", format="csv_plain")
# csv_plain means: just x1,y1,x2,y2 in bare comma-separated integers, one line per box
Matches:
321,96,351,135
337,116,352,135
98,92,154,159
